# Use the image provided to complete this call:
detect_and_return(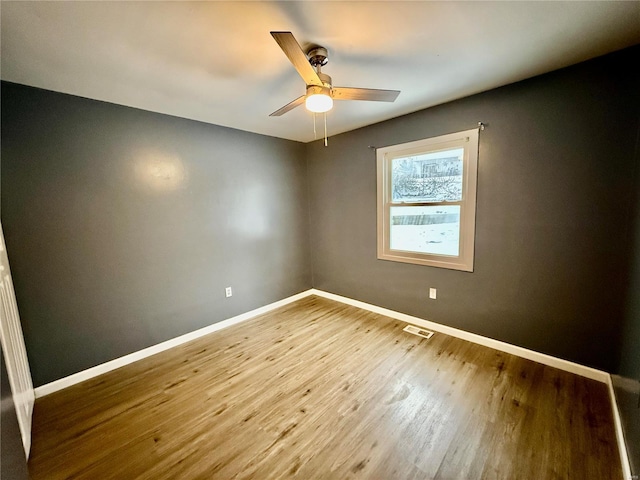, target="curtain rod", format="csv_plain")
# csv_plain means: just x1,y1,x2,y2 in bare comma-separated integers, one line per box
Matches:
368,122,485,150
